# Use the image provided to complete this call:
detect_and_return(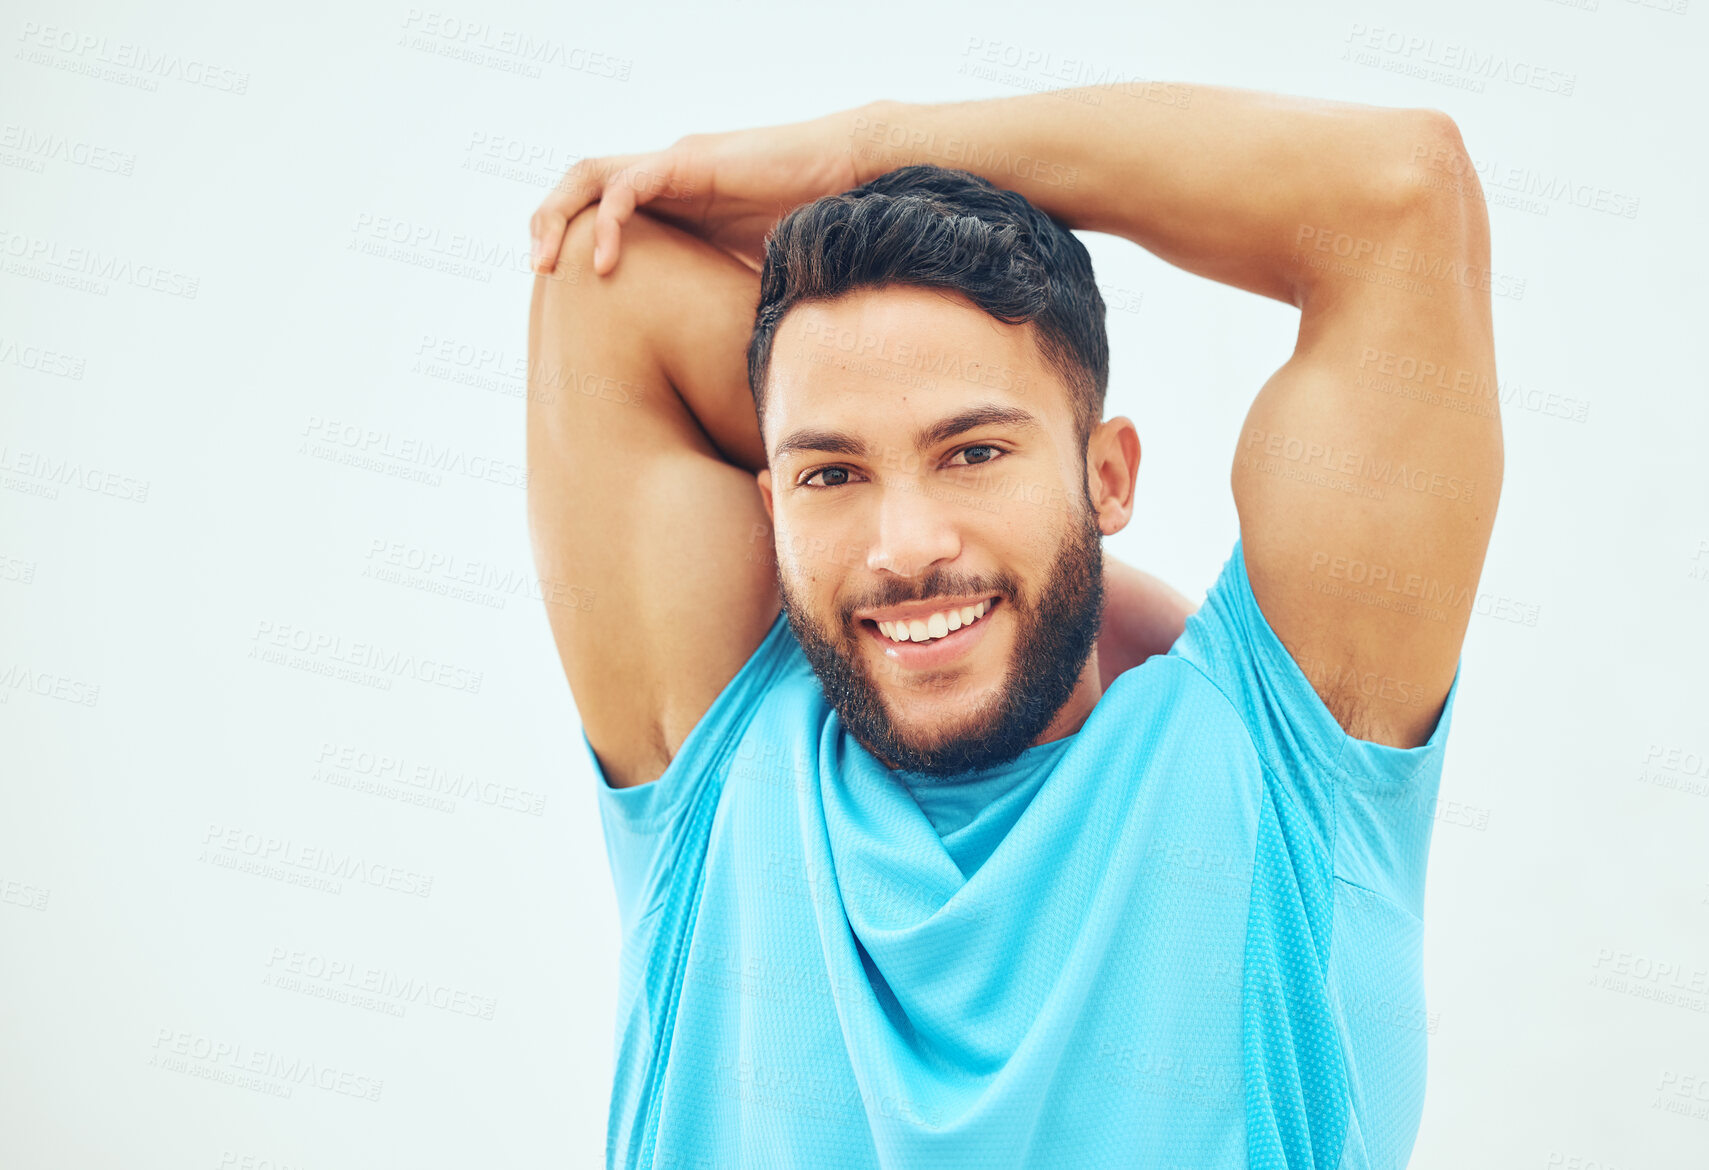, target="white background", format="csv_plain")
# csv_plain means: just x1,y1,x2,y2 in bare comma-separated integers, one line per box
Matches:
3,1,1706,1167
